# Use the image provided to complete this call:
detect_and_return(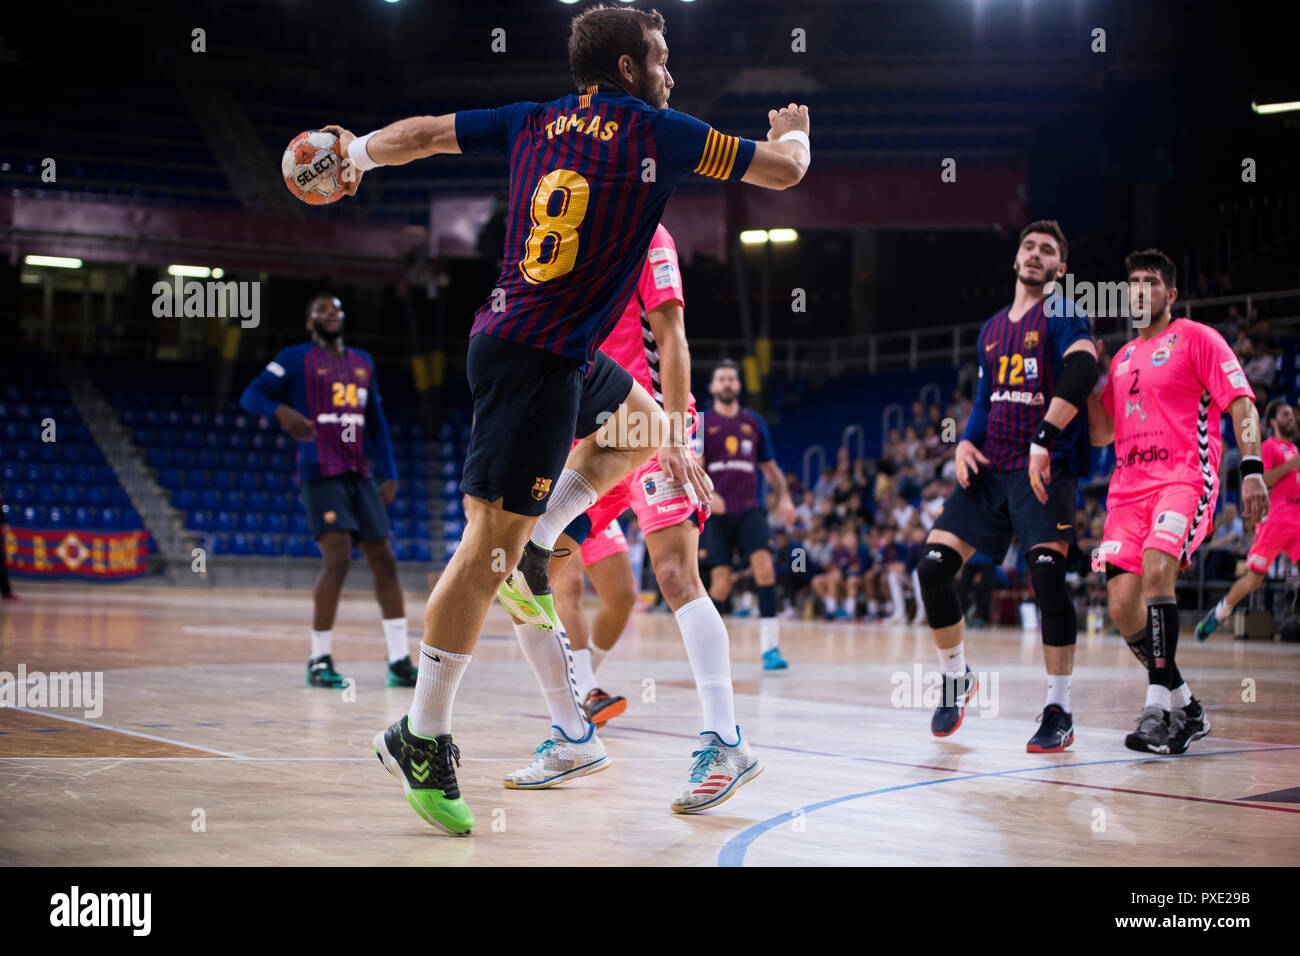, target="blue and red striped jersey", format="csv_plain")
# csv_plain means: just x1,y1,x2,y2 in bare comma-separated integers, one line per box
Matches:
964,293,1092,475
455,86,756,369
698,407,775,513
240,343,398,484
